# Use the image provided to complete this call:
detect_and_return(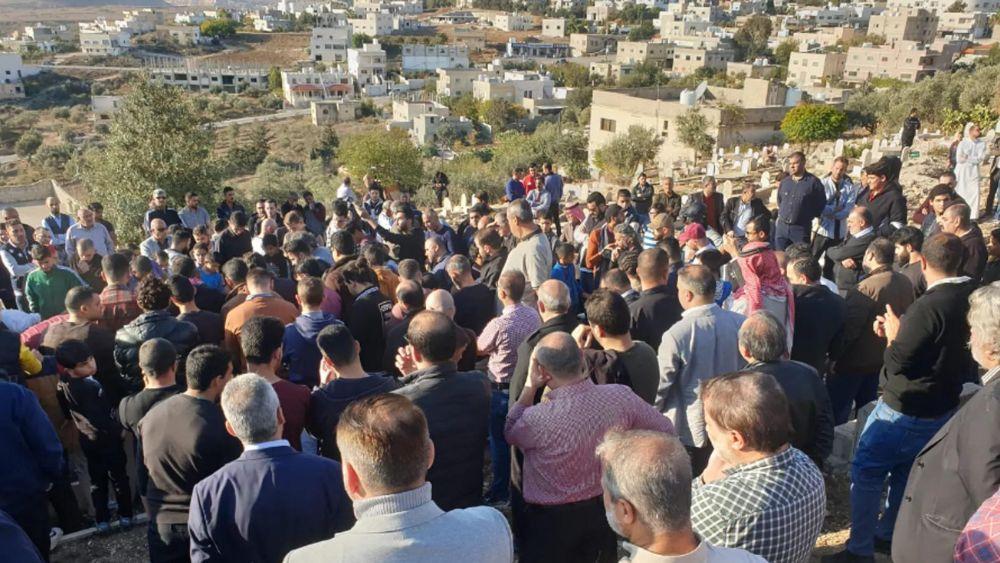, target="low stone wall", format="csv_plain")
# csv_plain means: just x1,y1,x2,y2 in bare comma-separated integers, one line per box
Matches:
0,179,55,205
